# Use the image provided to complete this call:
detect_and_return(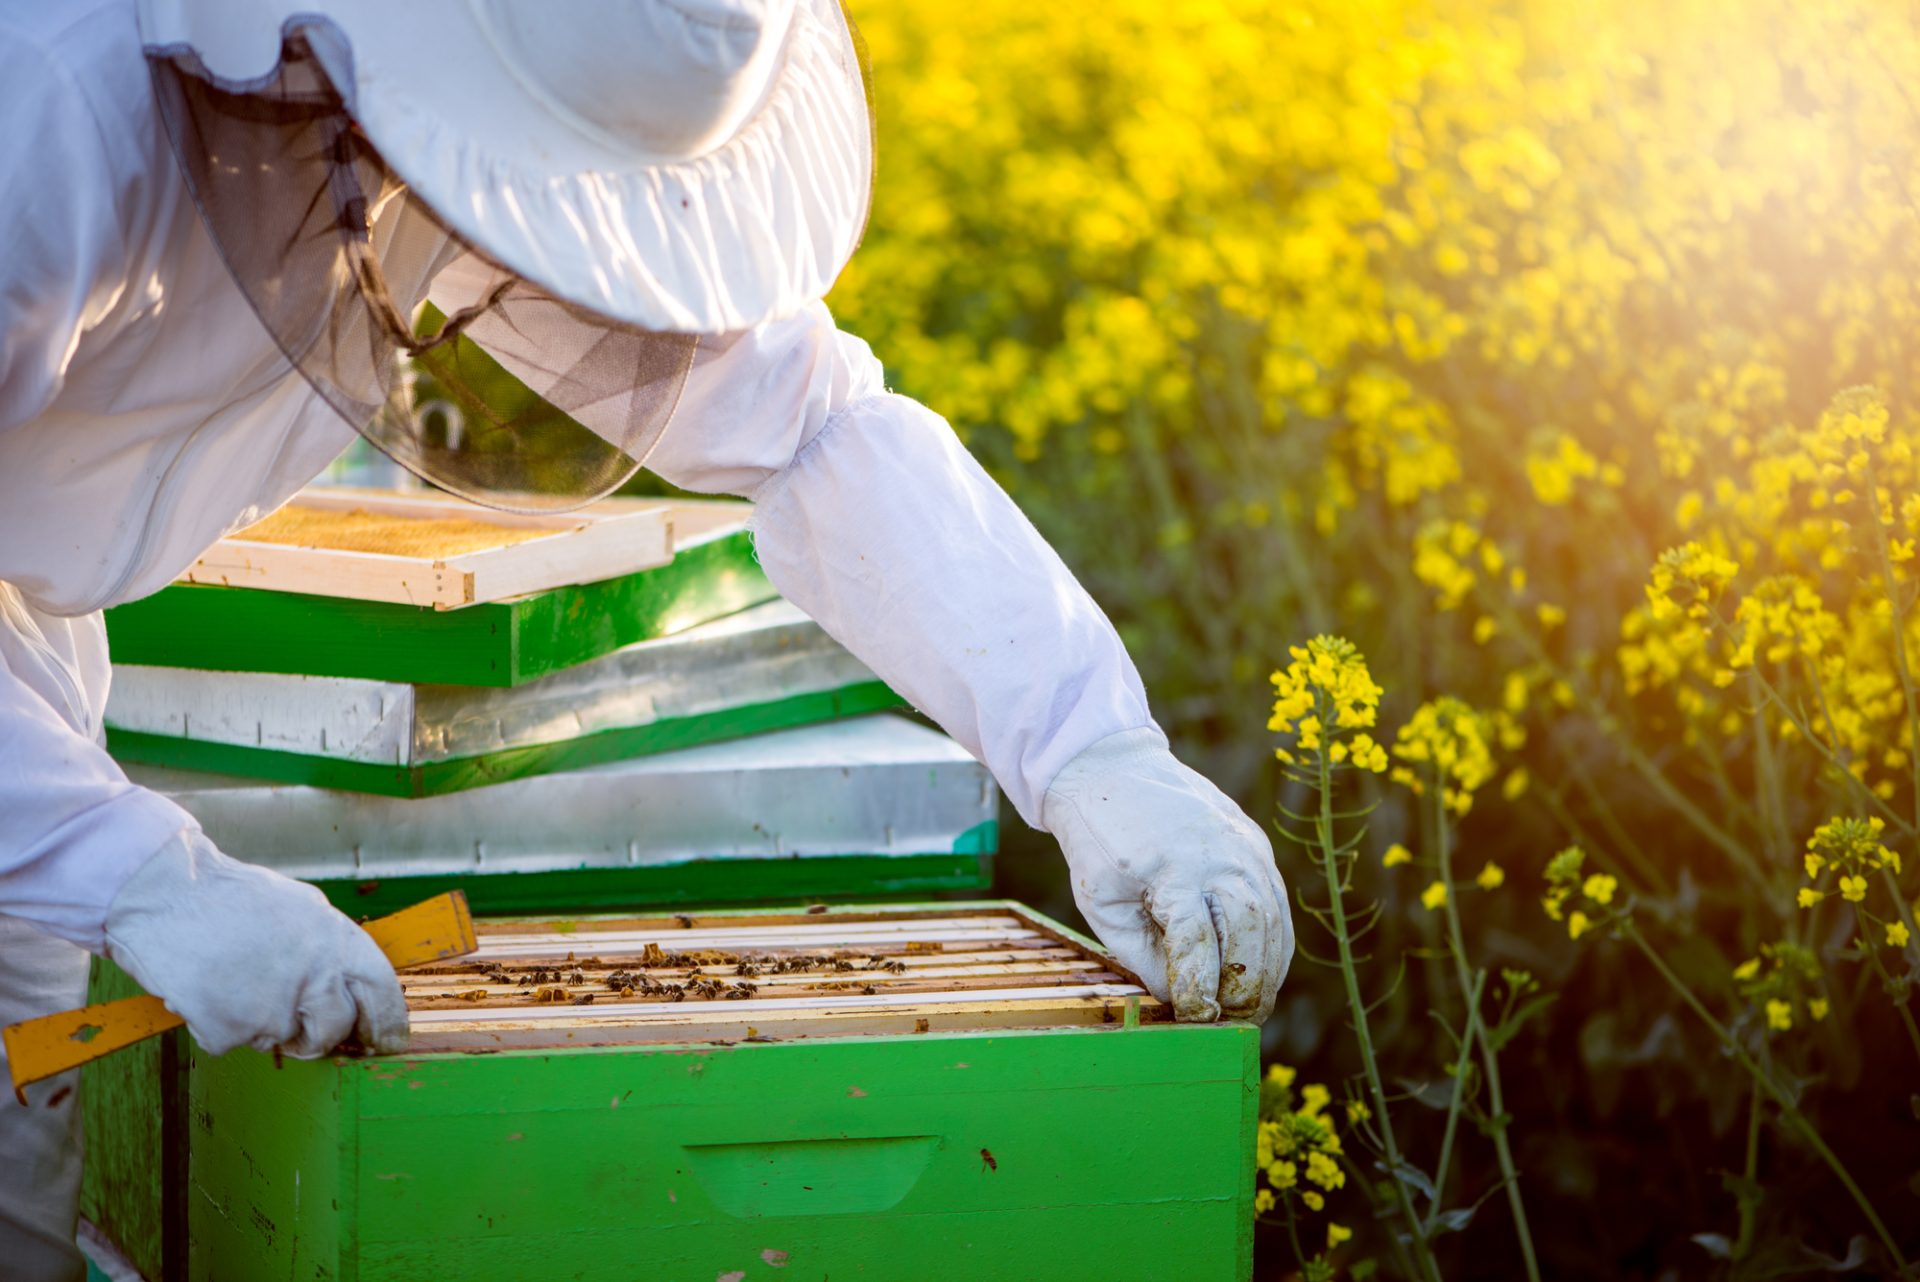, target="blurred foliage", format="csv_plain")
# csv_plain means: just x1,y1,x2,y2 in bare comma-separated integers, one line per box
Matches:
835,0,1920,1276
